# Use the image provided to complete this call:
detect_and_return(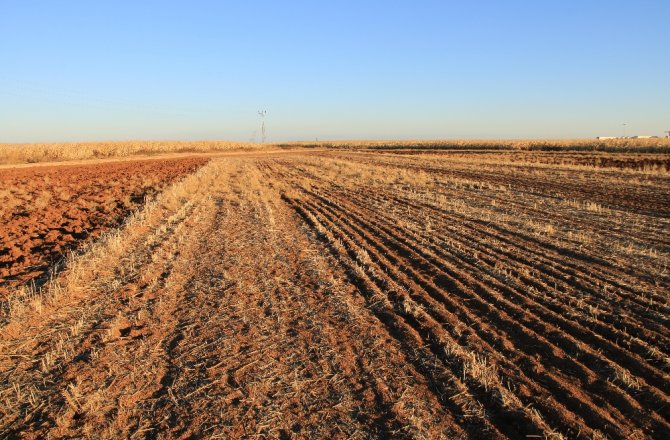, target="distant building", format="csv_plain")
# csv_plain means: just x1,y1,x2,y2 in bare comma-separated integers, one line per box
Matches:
598,135,660,140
